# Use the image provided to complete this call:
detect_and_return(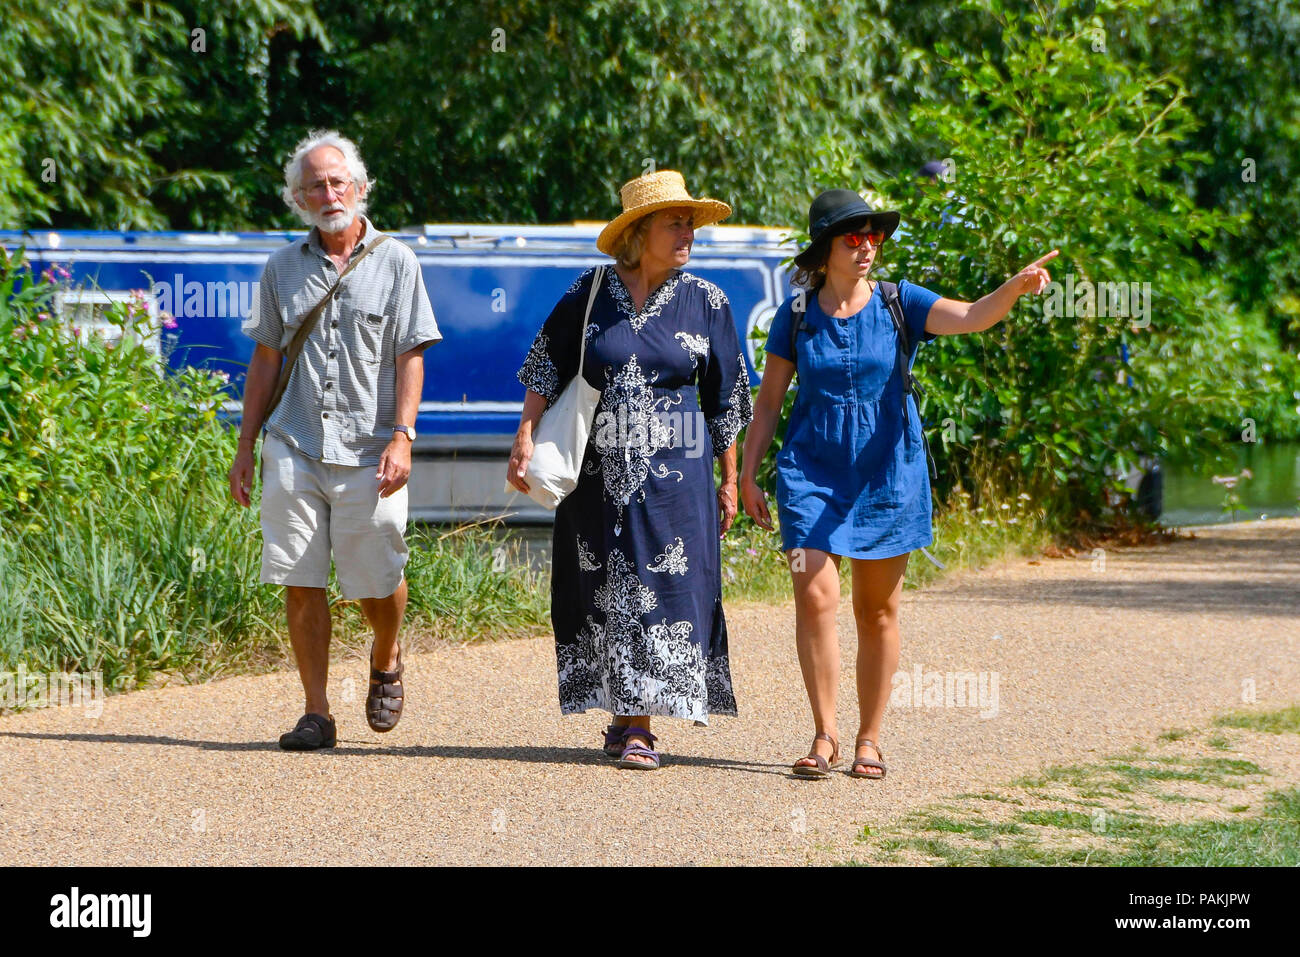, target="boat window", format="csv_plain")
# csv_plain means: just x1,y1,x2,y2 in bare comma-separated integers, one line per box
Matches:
54,290,162,357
